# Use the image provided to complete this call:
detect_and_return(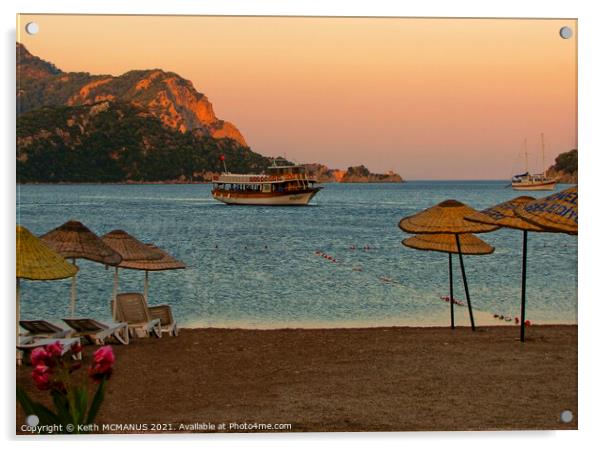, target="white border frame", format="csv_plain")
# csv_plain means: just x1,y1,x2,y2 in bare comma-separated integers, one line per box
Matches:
2,1,600,448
